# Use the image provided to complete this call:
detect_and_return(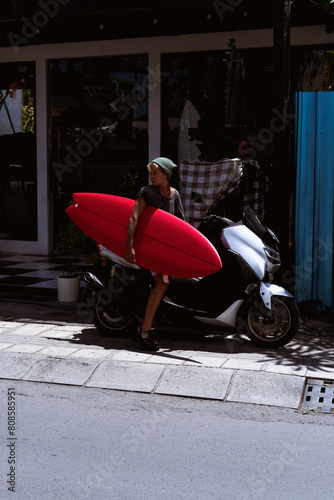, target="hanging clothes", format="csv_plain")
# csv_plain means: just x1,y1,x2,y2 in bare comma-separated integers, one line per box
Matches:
179,158,264,226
